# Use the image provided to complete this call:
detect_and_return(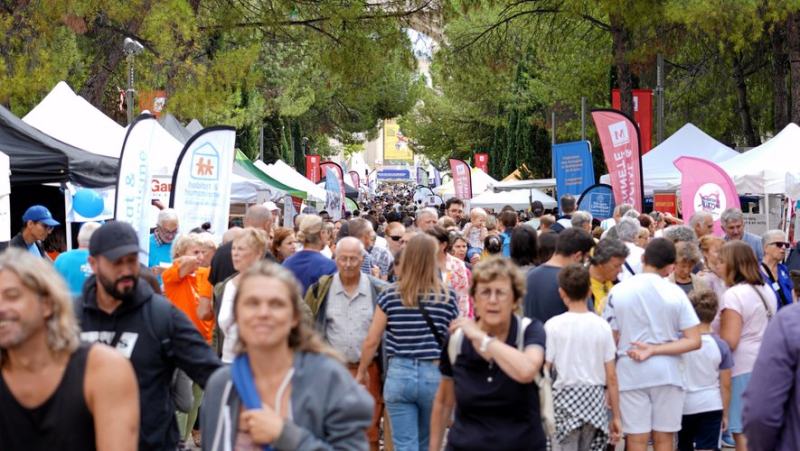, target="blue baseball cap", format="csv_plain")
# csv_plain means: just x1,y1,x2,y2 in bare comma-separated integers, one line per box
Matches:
22,205,60,227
